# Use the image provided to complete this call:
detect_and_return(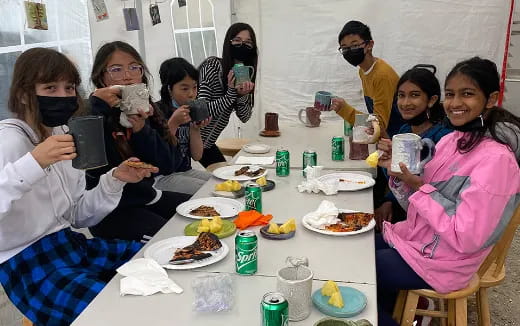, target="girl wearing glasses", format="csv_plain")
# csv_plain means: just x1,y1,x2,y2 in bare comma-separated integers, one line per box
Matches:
87,41,191,242
0,48,153,324
197,22,258,167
